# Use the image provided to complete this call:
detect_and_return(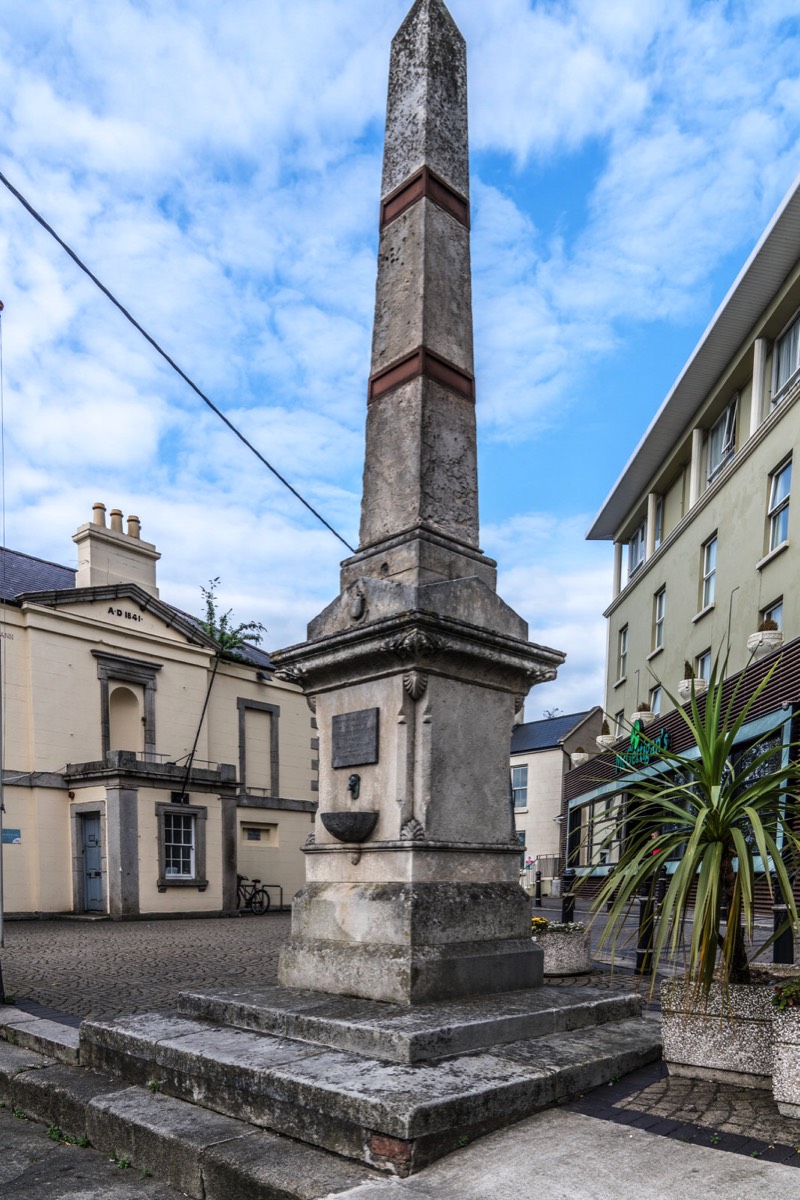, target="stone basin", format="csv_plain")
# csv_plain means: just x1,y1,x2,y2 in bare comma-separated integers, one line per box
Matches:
320,810,379,843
